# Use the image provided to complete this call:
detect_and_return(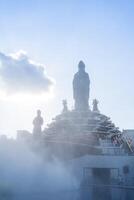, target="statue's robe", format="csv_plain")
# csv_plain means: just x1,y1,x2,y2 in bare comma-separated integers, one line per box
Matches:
73,71,90,110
